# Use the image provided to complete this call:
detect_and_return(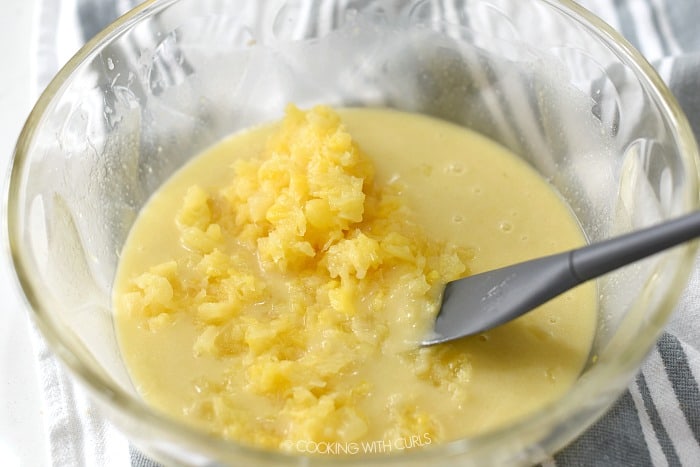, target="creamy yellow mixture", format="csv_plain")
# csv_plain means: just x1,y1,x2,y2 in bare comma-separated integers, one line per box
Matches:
114,106,596,453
